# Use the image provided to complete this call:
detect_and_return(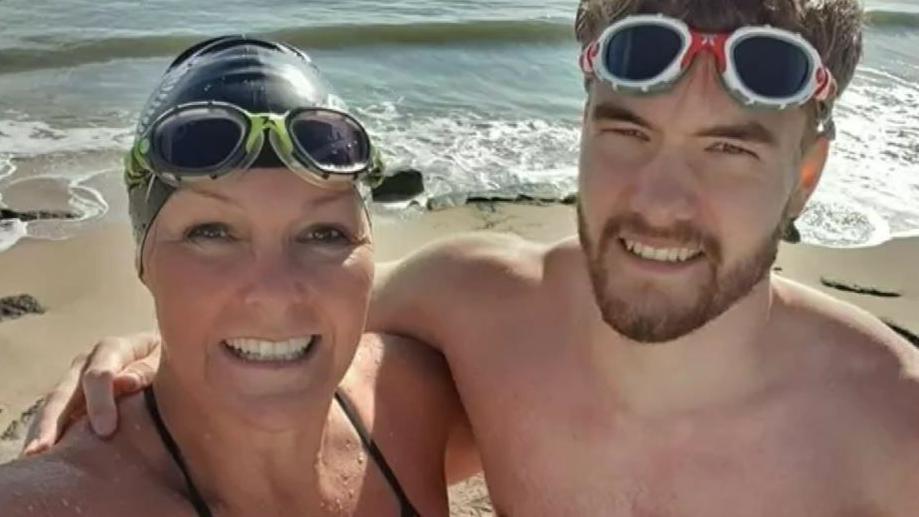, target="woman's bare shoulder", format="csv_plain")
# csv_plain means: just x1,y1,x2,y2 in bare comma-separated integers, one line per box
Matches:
0,450,95,515
0,394,190,516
